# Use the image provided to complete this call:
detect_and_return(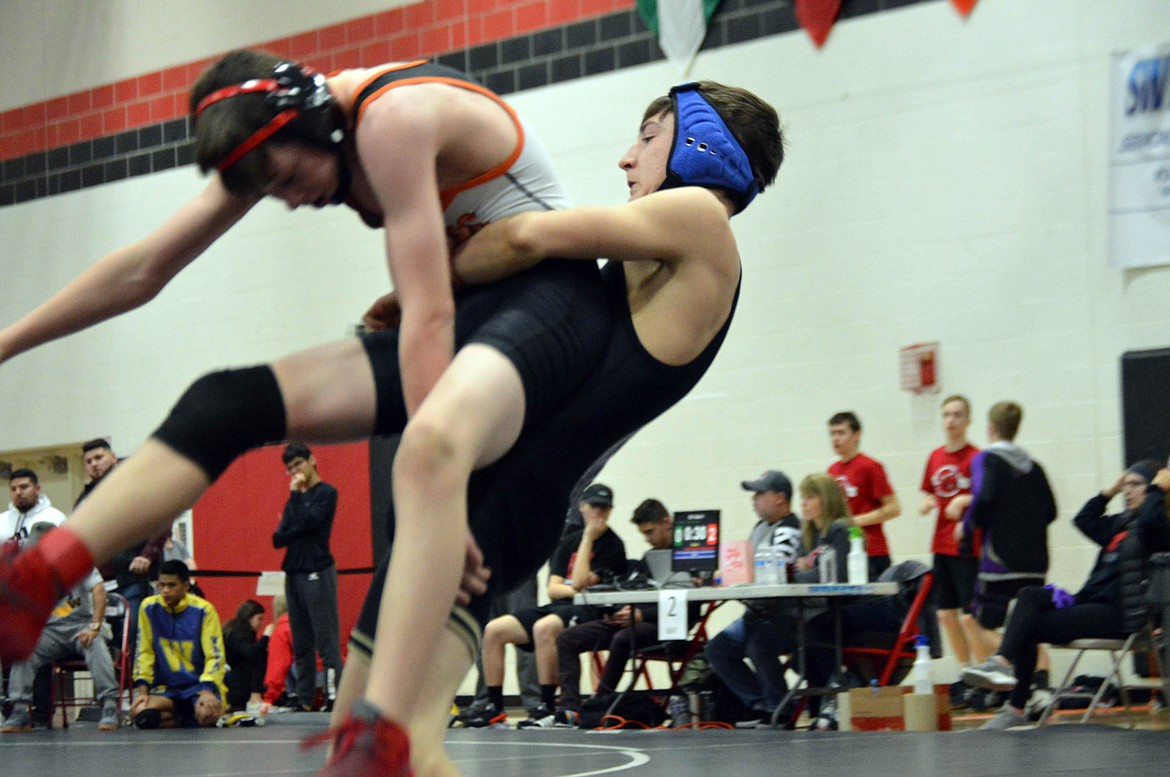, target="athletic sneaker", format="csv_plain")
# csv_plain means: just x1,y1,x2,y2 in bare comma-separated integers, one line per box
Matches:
979,705,1029,730
0,705,32,733
304,699,411,777
0,543,56,665
1025,687,1055,721
98,704,120,731
949,680,971,709
517,703,557,728
962,658,1017,691
458,703,508,729
553,709,579,728
134,708,162,729
813,699,839,731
